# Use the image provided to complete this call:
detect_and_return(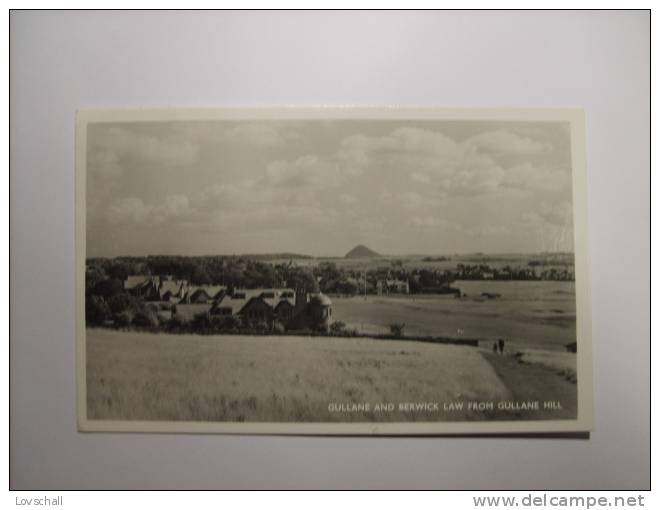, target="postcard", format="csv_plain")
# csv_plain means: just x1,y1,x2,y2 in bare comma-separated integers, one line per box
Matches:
76,107,592,434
